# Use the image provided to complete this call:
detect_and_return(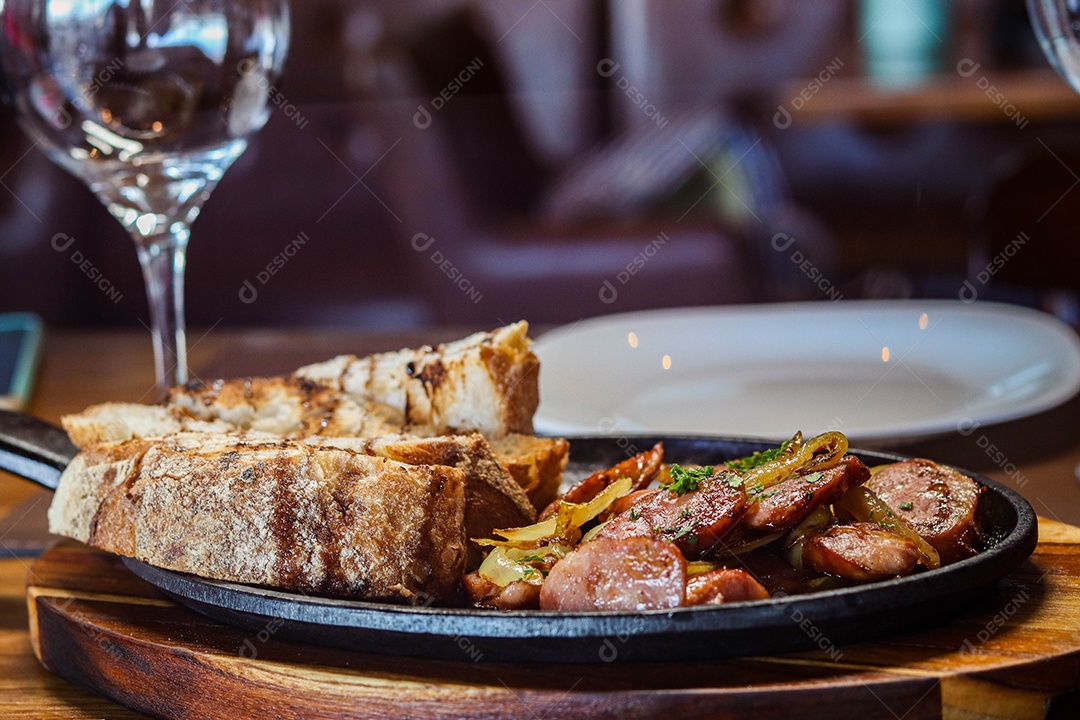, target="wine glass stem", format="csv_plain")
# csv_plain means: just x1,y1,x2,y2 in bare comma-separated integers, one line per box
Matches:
133,227,190,397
